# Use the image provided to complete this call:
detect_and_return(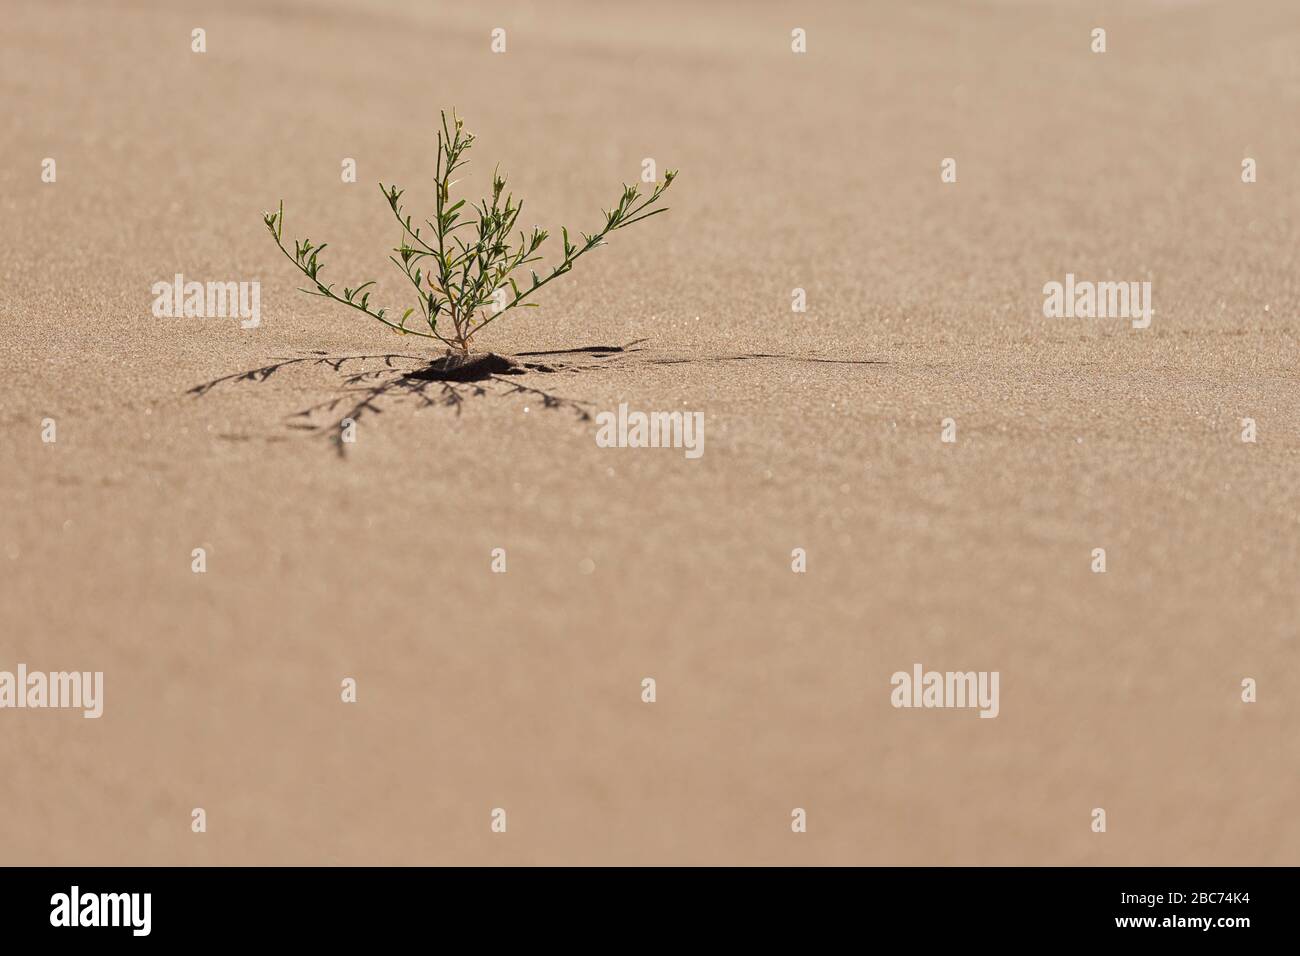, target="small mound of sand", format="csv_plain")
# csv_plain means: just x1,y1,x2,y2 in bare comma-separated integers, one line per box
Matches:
405,352,526,381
